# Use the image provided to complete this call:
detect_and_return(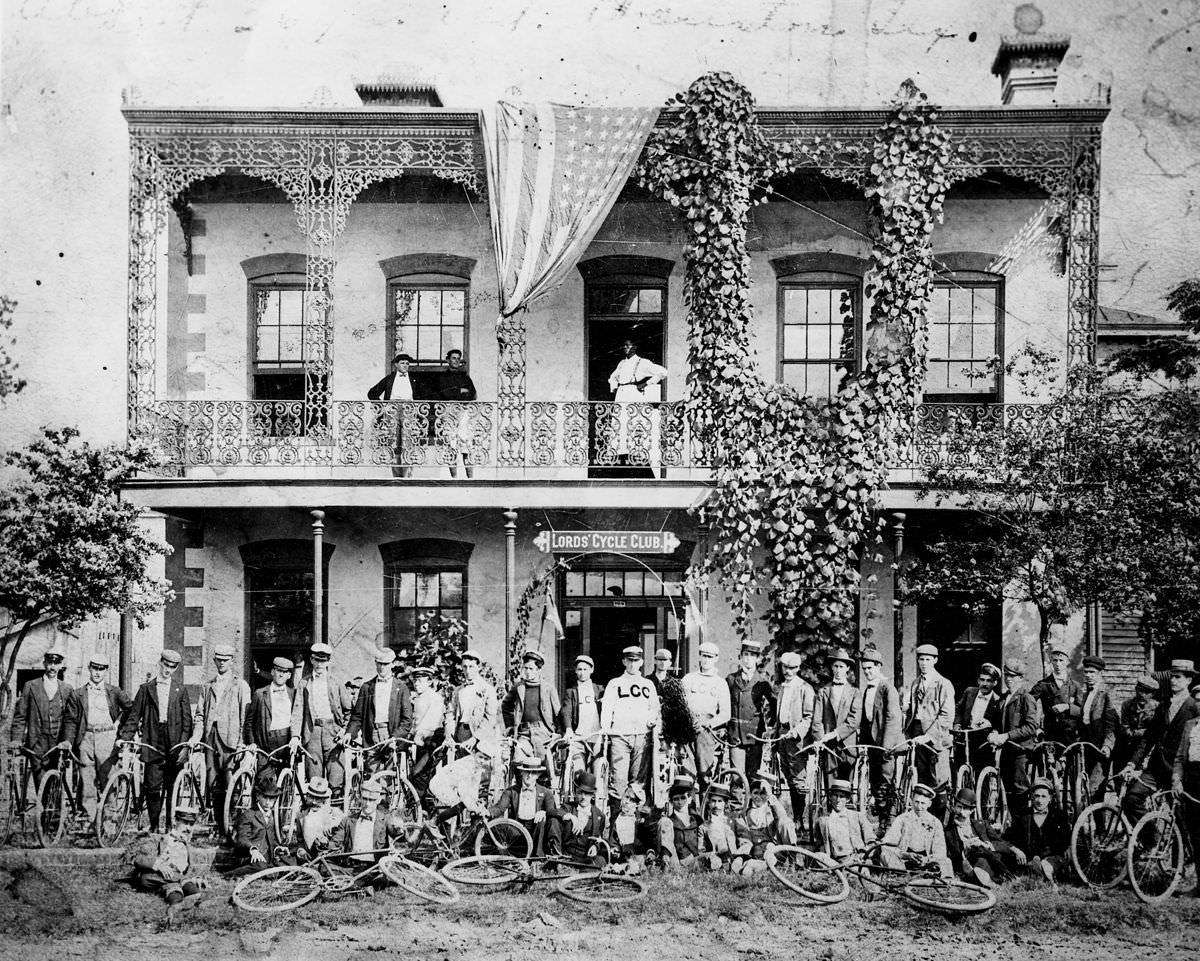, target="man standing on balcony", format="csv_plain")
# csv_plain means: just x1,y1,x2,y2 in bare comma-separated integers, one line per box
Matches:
290,642,353,798
726,641,773,780
368,352,416,479
683,642,731,787
607,338,667,475
192,644,250,837
434,348,478,479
